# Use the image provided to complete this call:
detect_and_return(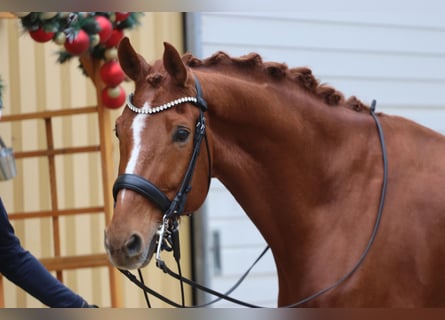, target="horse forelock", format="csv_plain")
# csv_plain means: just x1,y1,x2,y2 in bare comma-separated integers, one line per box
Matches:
180,51,369,112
